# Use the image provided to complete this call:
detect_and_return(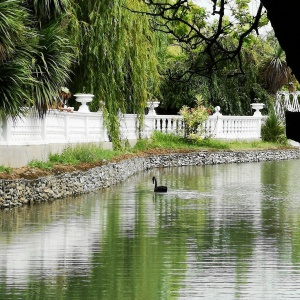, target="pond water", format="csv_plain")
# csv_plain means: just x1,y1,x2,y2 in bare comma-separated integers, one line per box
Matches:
1,159,300,299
